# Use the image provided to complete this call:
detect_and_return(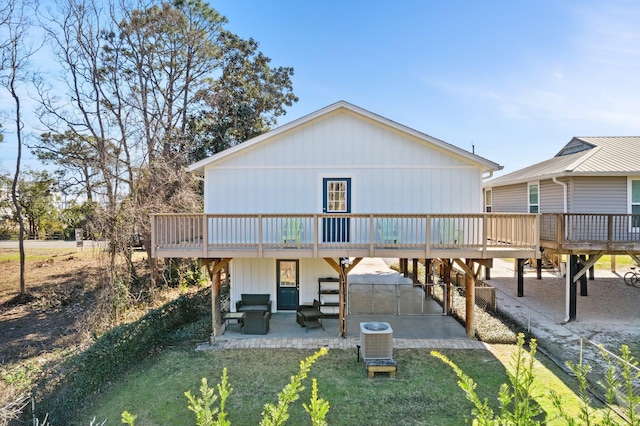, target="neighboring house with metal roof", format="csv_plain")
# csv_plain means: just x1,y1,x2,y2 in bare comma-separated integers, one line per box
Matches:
483,136,640,216
483,136,640,322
